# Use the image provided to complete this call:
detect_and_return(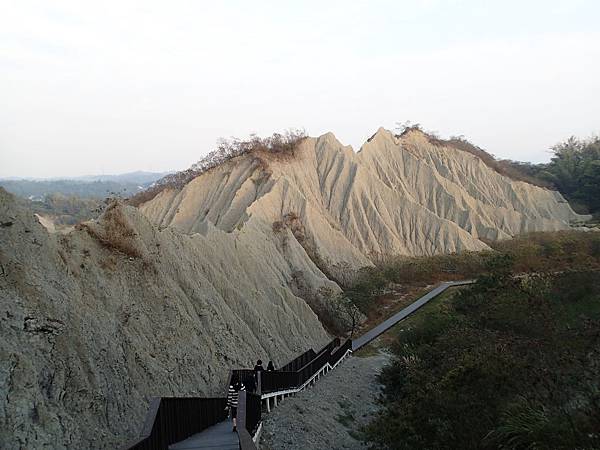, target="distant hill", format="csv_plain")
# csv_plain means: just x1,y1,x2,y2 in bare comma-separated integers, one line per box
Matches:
70,171,171,185
0,171,169,200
